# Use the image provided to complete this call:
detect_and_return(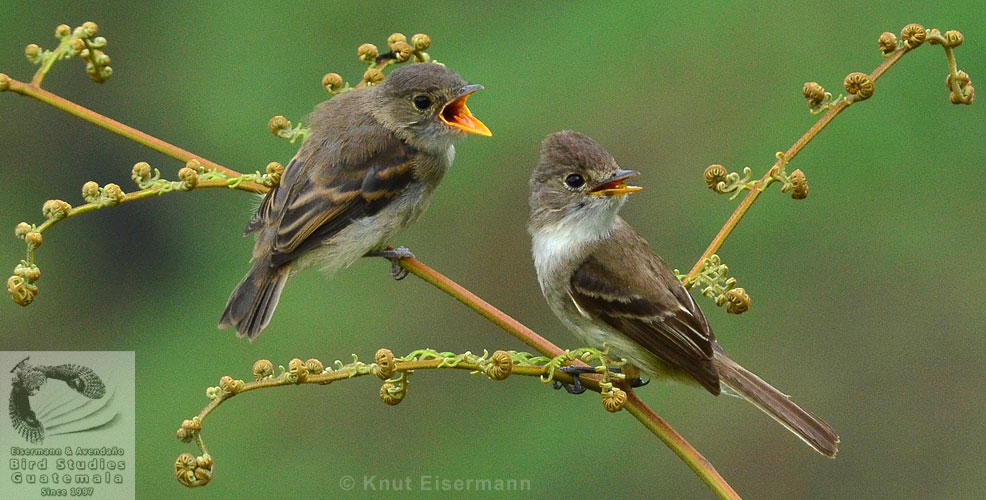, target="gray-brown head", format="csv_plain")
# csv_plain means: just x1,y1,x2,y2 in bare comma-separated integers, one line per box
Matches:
528,131,642,233
370,63,491,152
